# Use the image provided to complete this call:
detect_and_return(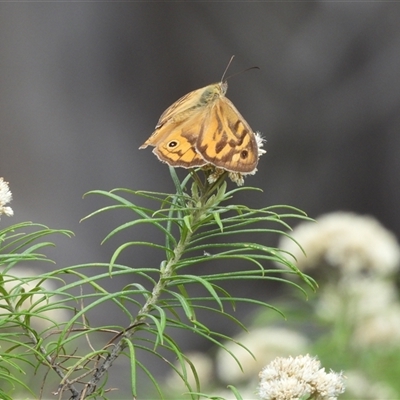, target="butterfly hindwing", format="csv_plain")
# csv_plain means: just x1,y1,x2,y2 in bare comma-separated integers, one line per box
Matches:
195,97,258,173
151,111,207,168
